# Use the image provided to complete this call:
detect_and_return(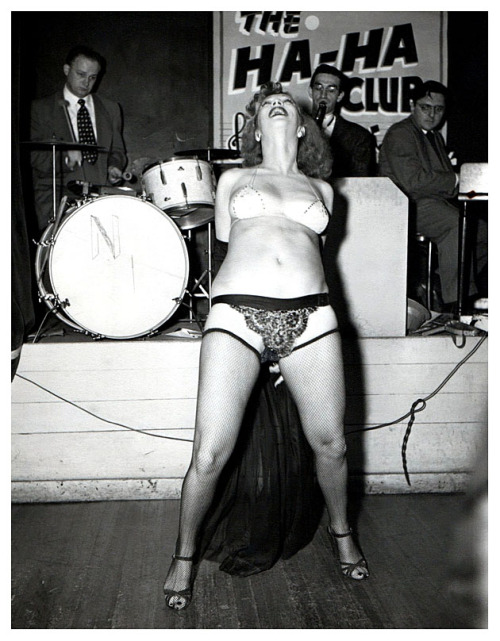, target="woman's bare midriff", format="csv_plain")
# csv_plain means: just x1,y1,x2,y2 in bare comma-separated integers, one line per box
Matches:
212,216,328,299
